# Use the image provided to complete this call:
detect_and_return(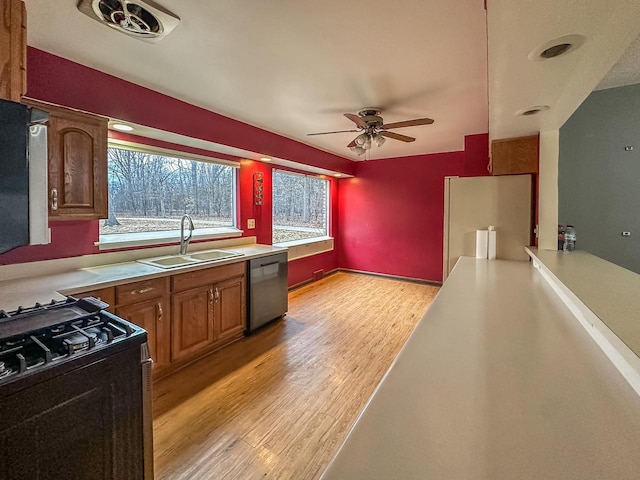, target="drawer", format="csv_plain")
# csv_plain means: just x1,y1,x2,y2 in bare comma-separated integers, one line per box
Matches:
116,277,167,305
172,262,245,292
